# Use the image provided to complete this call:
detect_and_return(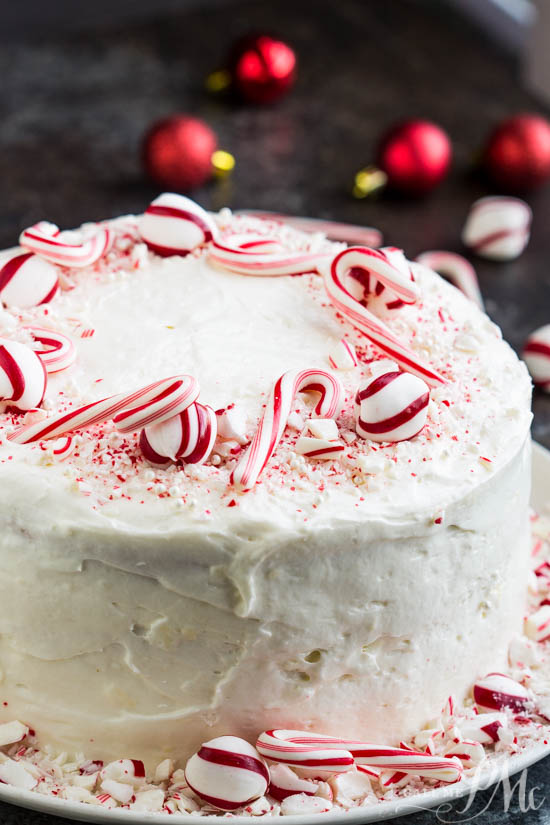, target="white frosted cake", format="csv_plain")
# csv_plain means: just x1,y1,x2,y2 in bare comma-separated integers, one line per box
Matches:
0,195,534,797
